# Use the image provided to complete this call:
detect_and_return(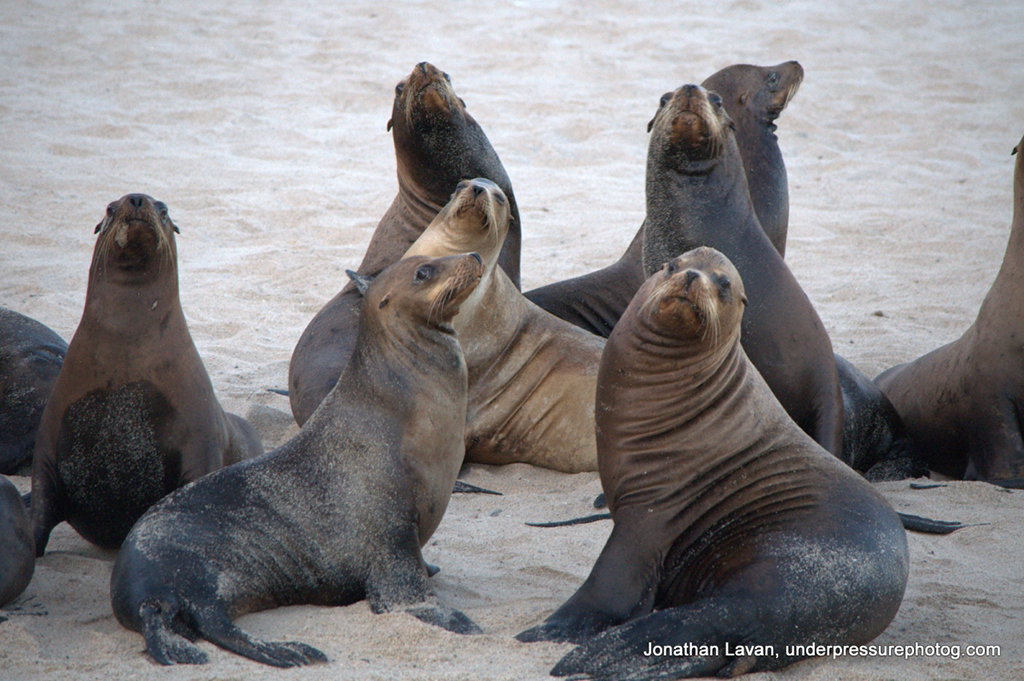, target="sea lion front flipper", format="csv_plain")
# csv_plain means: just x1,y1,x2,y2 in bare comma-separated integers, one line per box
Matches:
549,600,753,680
364,525,481,635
